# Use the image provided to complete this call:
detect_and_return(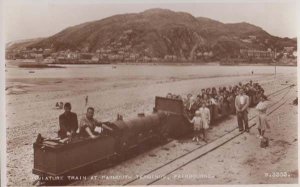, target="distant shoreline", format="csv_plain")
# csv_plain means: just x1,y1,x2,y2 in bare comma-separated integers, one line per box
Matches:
5,59,297,67
52,62,297,67
219,63,297,67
